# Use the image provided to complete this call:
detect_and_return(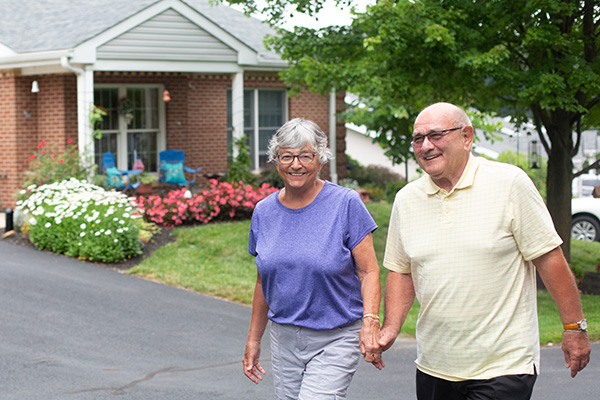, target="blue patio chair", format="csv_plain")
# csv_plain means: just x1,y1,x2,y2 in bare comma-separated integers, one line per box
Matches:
102,152,141,193
158,149,202,192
